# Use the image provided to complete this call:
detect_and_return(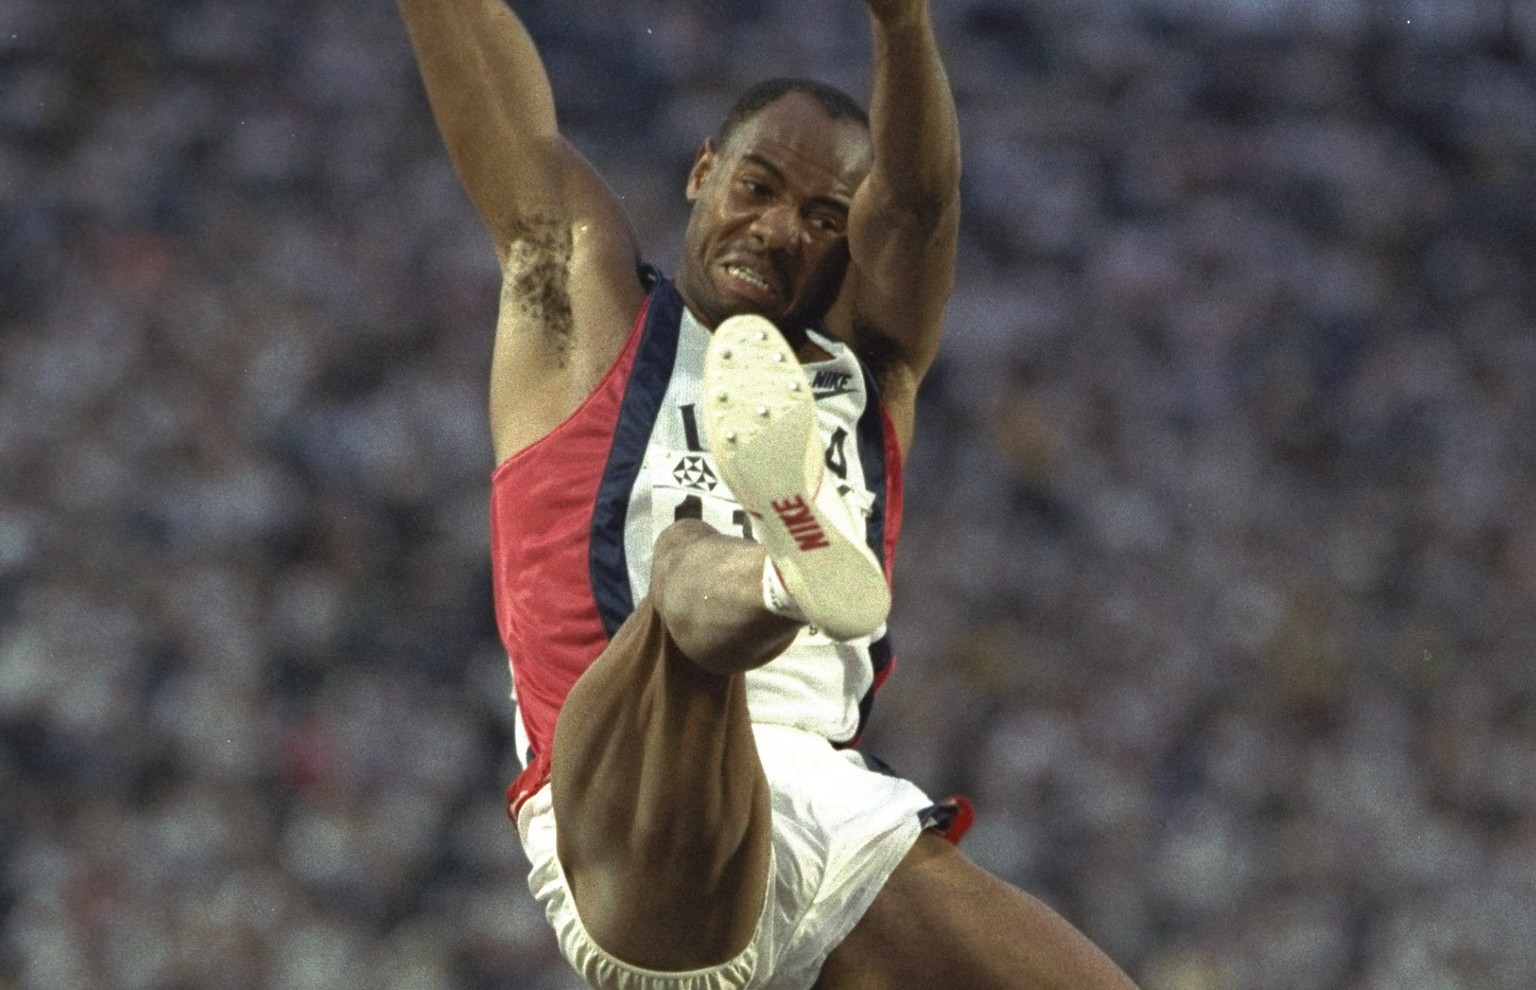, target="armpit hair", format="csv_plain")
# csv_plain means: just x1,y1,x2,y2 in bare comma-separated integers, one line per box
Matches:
502,212,575,357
